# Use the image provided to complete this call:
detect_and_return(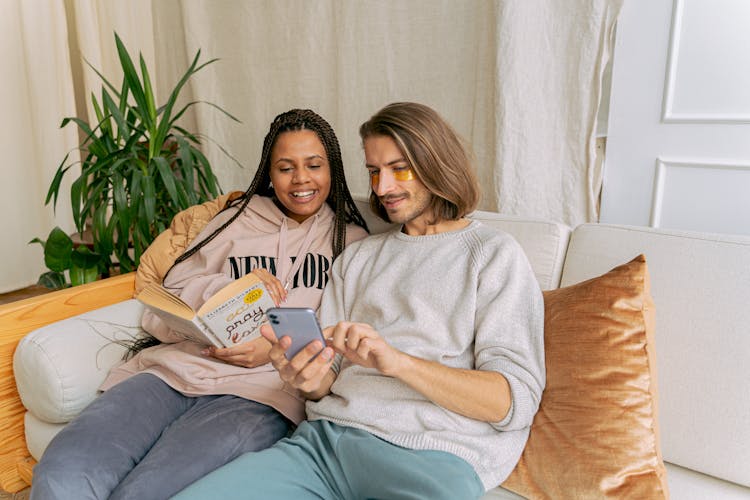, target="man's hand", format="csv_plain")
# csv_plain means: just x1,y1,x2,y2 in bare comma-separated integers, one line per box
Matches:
325,321,405,376
202,336,272,368
260,324,335,398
